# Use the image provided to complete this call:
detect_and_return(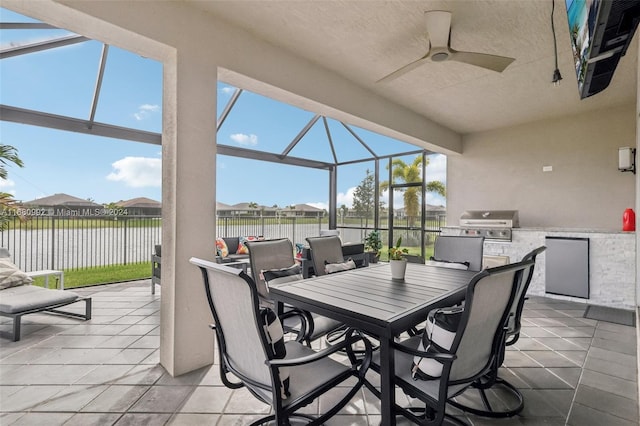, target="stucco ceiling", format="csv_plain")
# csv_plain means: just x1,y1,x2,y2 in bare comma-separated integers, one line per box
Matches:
187,0,638,135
